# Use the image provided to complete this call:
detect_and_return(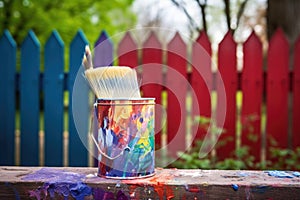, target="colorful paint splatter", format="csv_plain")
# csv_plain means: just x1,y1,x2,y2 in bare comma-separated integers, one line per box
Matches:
95,98,155,178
